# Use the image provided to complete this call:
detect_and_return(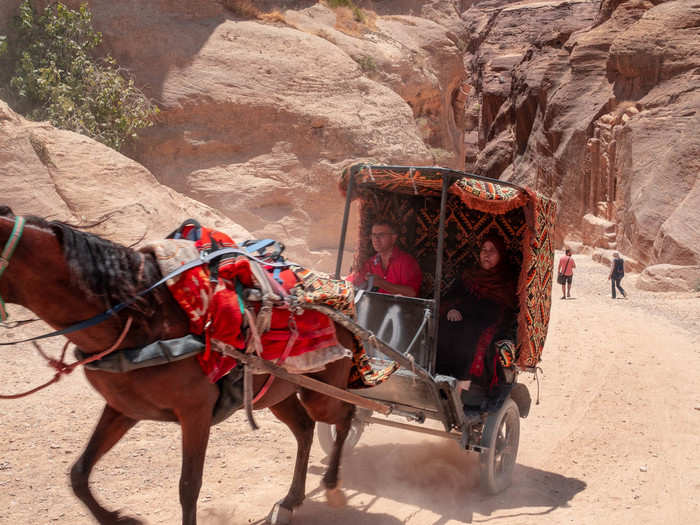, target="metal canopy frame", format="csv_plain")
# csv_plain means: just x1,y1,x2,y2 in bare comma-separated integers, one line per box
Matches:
334,164,527,372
